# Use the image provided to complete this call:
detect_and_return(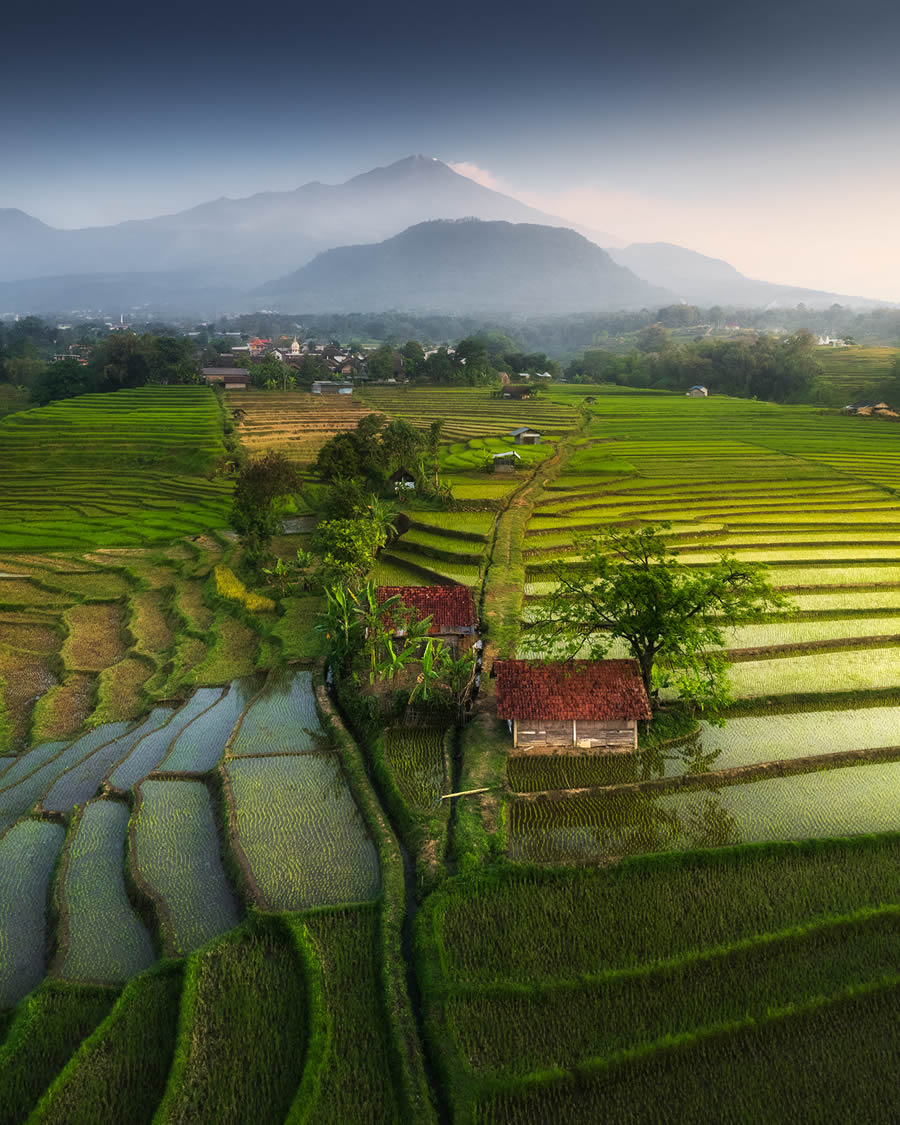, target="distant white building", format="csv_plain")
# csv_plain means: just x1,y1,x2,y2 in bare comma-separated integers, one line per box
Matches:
686,385,708,397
